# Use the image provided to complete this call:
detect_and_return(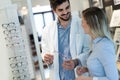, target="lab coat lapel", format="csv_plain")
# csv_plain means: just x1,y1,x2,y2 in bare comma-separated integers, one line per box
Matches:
70,18,77,59
70,16,83,59
50,21,60,80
